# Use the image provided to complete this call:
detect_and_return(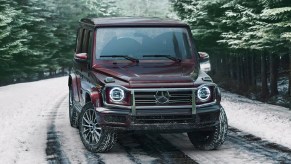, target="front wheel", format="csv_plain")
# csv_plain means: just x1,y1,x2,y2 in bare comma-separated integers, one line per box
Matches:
78,103,117,153
187,108,228,150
